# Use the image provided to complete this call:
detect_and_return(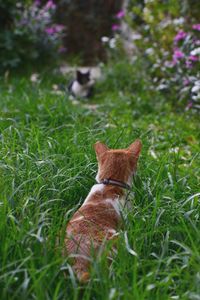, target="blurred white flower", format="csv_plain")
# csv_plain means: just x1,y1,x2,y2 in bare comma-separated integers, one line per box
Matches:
131,33,142,40
145,48,154,55
109,38,116,49
30,73,39,83
191,85,200,93
173,17,185,25
101,36,109,43
156,84,168,90
192,94,200,101
159,19,172,28
191,81,200,94
190,47,200,55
